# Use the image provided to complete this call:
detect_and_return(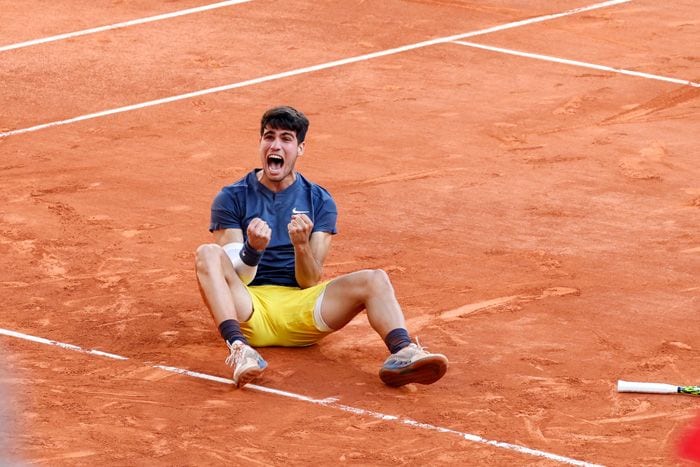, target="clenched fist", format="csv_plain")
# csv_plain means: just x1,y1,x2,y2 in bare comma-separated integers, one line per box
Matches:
288,213,313,246
247,218,271,251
